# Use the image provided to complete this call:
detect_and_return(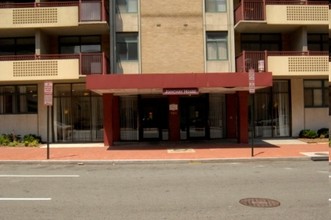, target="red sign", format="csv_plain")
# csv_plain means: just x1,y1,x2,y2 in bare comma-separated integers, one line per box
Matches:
248,69,255,94
44,82,53,106
163,88,199,95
